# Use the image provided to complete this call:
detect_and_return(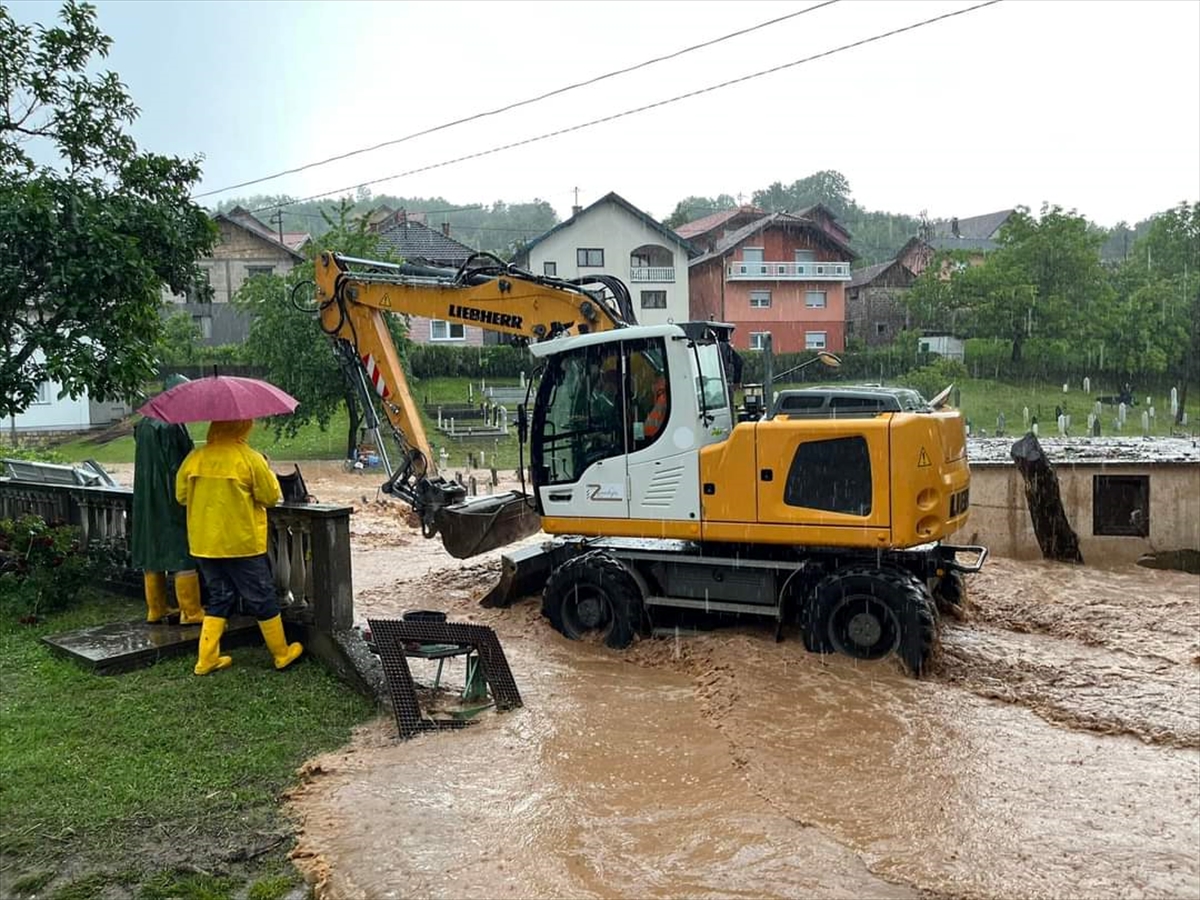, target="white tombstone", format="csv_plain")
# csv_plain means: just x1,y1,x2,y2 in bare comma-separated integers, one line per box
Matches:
449,417,456,435
1063,383,1069,393
1141,410,1150,436
1083,376,1091,394
1023,406,1030,428
1032,422,1039,437
1093,400,1102,418
1171,387,1179,417
1118,402,1127,425
1057,414,1067,435
480,450,486,466
1087,412,1096,432
520,371,526,389
437,407,443,428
